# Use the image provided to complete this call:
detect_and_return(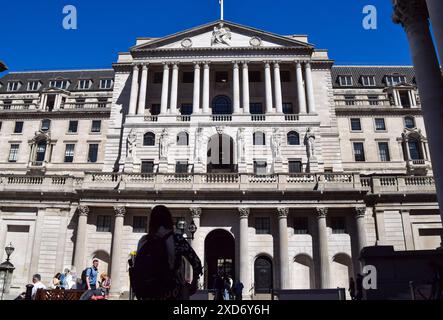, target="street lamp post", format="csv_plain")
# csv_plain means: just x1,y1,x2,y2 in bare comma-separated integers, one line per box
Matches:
0,243,15,300
176,218,198,241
